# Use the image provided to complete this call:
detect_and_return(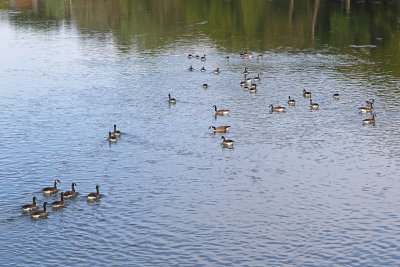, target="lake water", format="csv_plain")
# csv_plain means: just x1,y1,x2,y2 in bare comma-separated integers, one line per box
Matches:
1,0,400,266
